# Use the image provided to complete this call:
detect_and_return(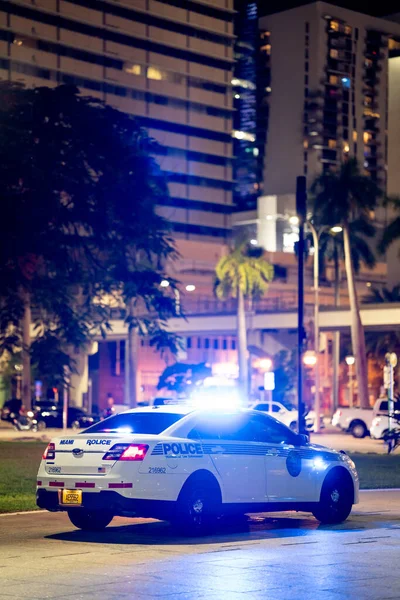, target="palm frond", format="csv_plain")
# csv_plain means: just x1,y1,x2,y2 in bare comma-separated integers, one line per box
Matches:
379,216,400,253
